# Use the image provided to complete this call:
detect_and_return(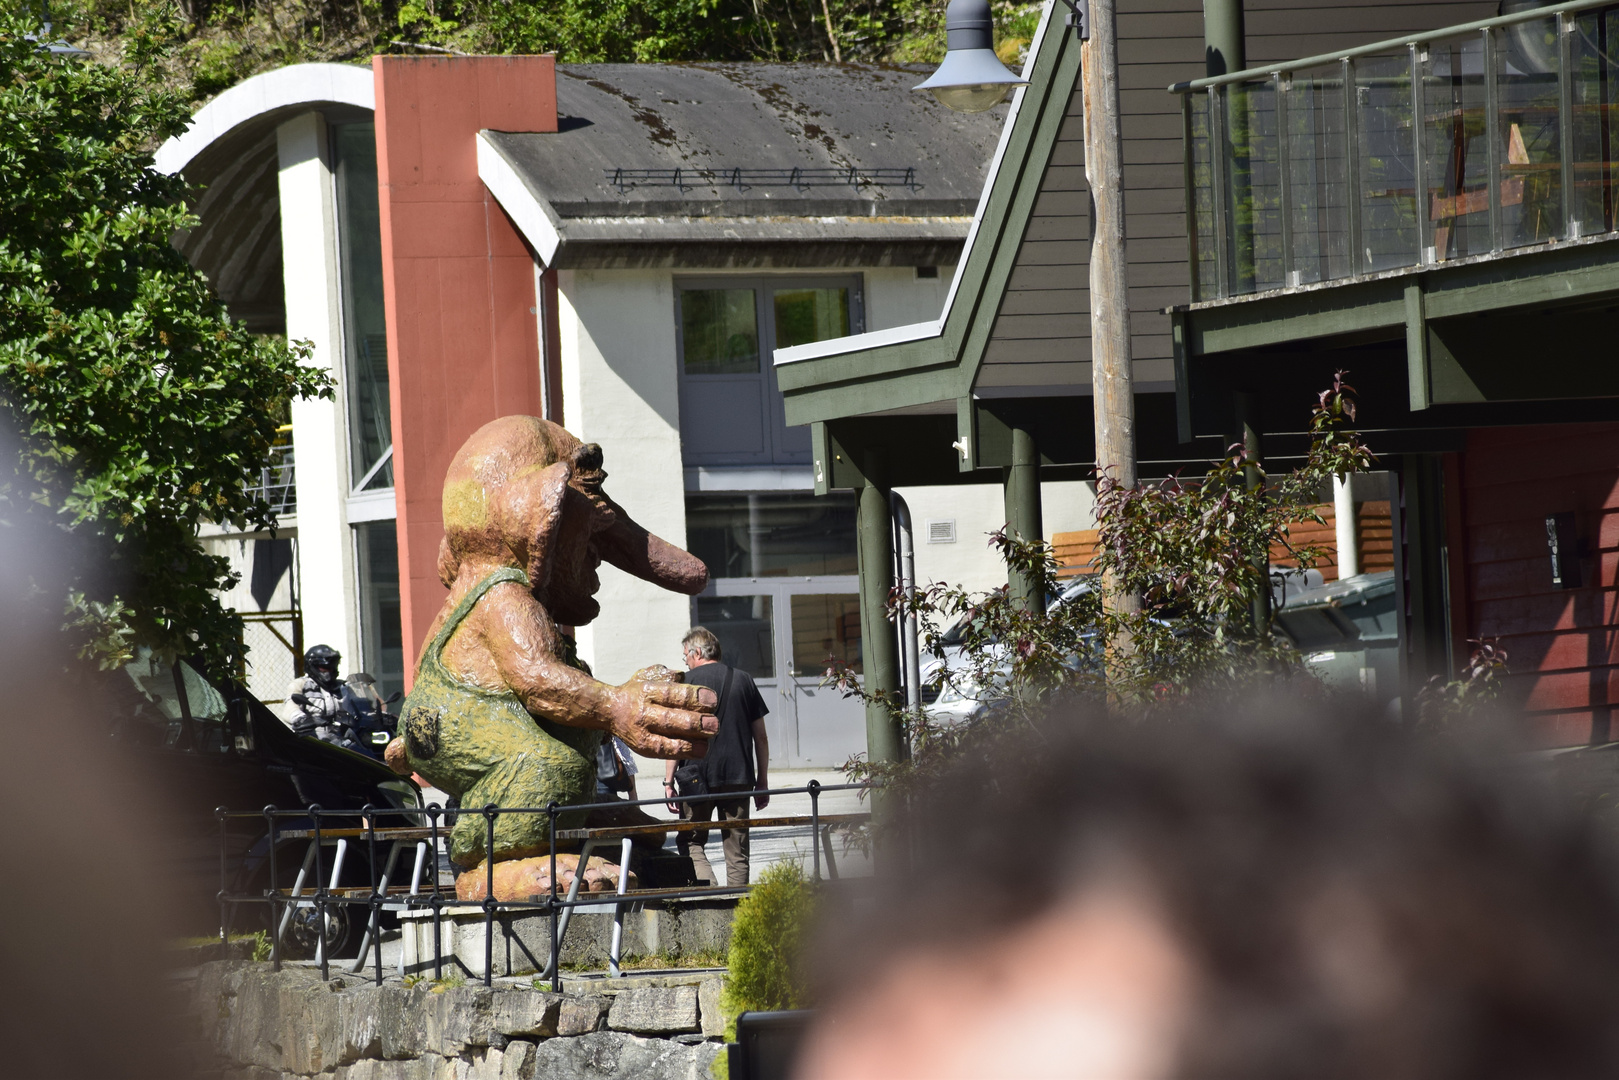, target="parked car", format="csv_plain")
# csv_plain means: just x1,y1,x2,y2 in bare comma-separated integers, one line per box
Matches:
920,570,1386,722
920,578,1104,725
1272,571,1400,710
108,650,421,955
